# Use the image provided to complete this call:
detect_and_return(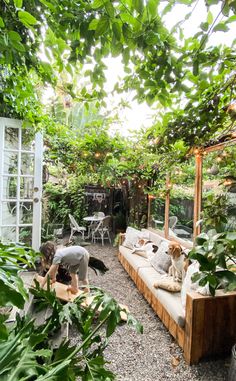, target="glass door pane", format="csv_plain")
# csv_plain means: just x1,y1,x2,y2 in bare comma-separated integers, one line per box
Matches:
0,118,43,250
